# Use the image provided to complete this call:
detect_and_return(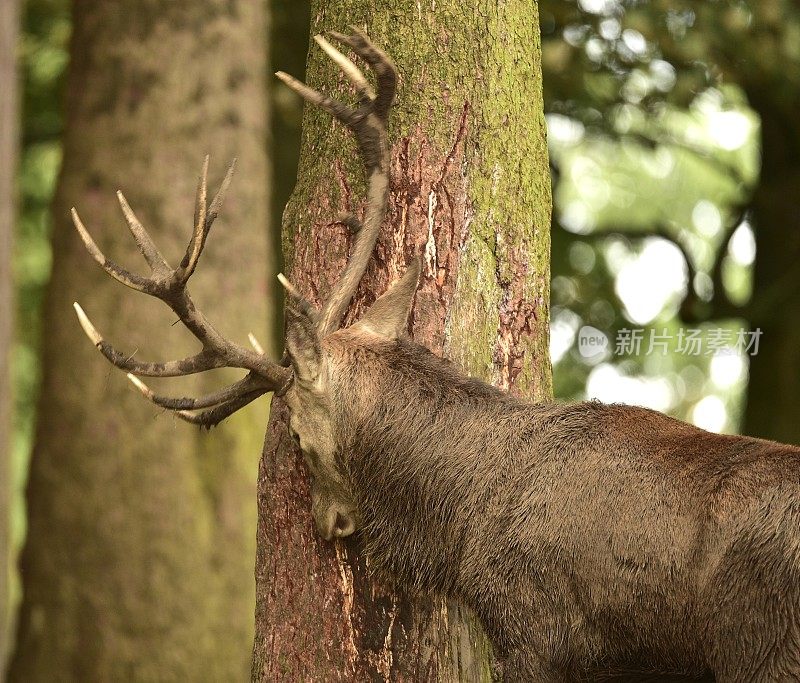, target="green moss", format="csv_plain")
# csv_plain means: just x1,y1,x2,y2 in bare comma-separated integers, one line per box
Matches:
288,2,552,400
270,2,552,680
